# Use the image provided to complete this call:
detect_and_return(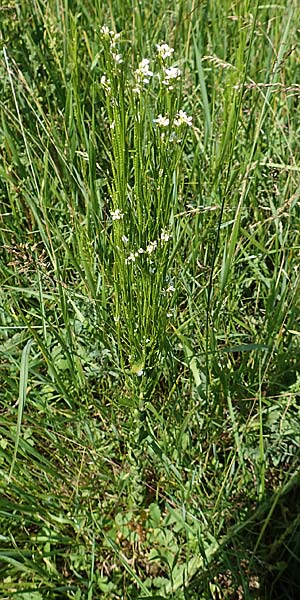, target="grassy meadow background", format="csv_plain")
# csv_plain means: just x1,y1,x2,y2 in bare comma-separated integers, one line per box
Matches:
1,0,300,598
